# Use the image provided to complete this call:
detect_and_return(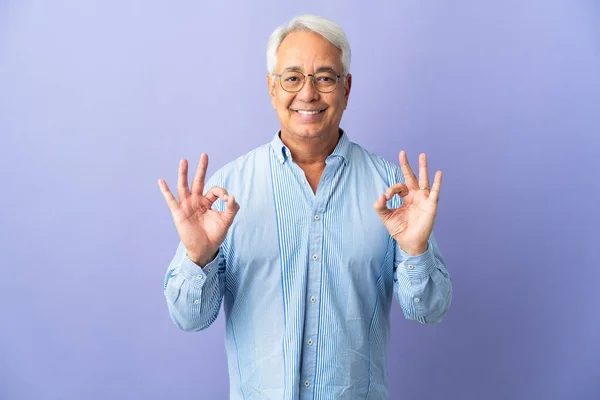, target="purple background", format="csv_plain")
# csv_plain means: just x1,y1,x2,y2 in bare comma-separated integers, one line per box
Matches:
1,1,598,399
